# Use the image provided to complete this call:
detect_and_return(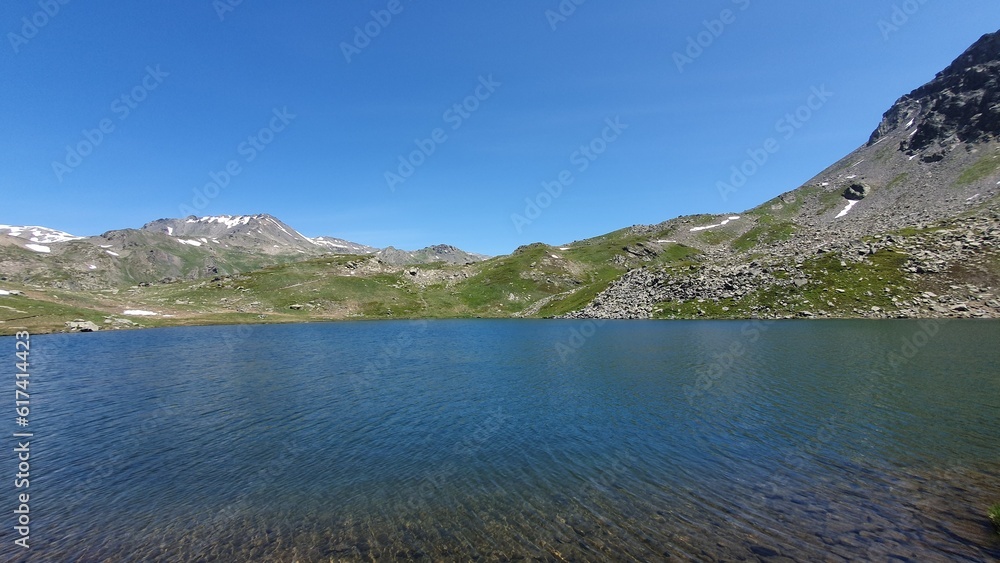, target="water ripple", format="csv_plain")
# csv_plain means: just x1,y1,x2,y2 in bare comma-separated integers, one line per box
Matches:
0,320,998,561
